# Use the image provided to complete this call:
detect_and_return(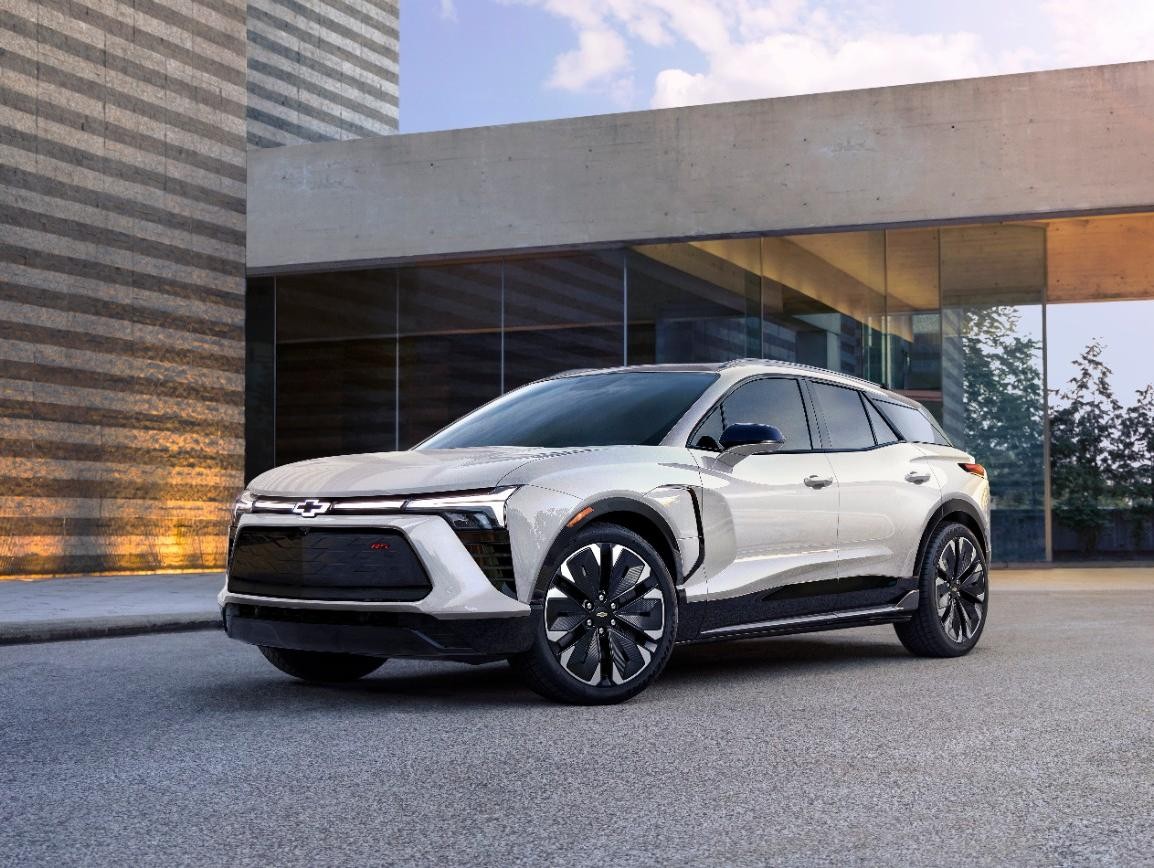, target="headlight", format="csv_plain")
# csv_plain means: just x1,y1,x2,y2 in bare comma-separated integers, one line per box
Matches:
402,486,518,530
231,489,256,523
